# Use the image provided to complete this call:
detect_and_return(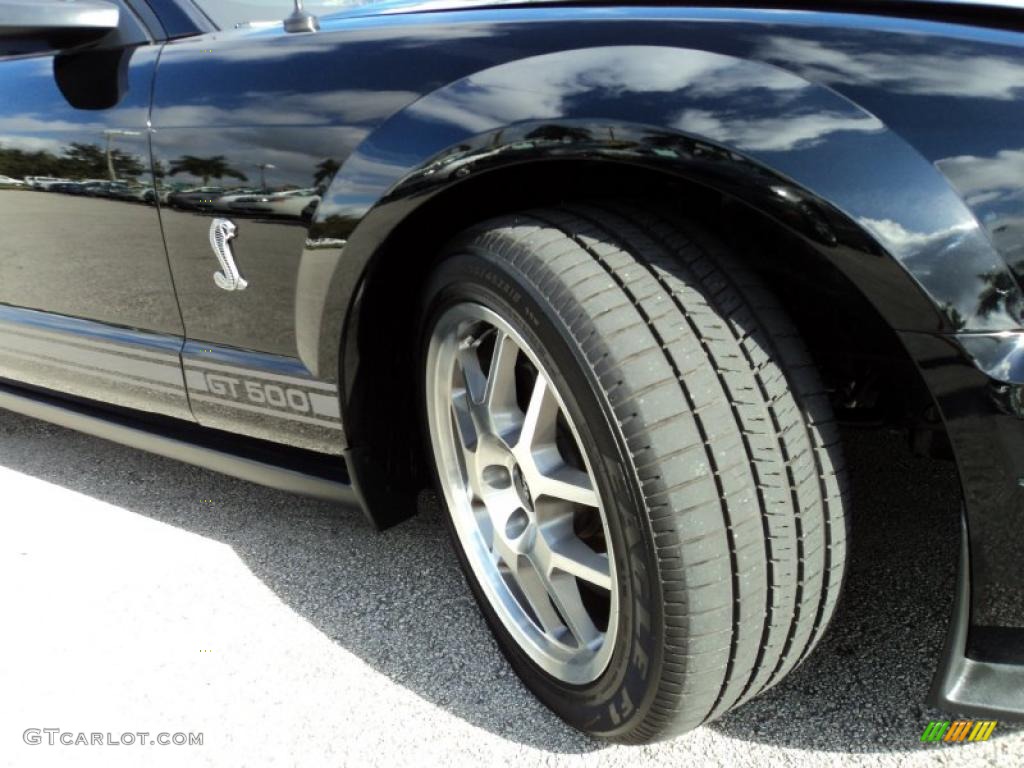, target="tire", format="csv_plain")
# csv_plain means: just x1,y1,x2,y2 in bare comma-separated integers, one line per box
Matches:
418,201,849,743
